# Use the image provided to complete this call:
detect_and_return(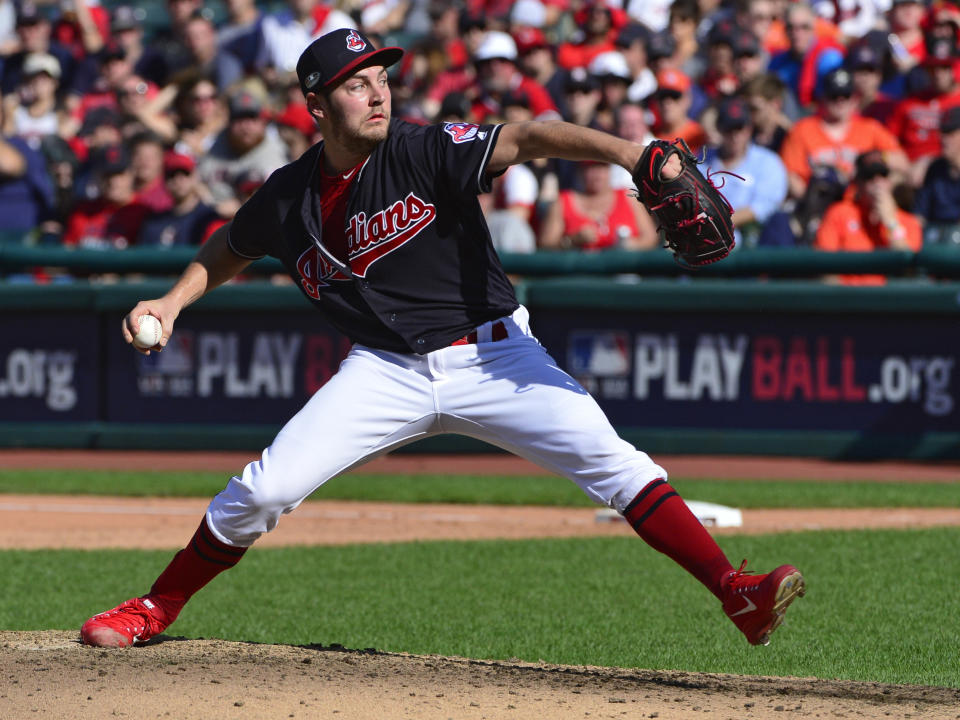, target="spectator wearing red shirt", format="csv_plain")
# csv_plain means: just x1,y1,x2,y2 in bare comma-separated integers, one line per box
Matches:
926,3,960,56
556,0,623,70
889,35,960,186
64,144,150,247
539,160,657,251
470,31,559,123
71,105,123,167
